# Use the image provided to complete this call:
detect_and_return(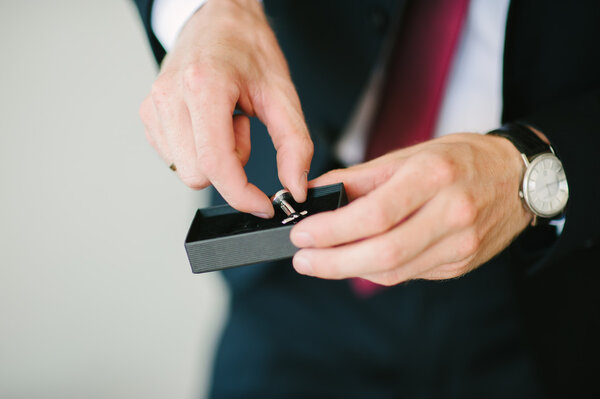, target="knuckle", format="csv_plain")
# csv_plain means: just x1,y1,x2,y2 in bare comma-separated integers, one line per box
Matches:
183,64,207,93
369,270,403,287
183,63,238,99
449,192,477,228
393,191,412,212
180,173,208,190
430,153,458,186
303,136,314,159
457,231,481,259
215,15,241,35
150,75,173,105
375,242,401,269
369,275,390,287
369,199,393,232
197,151,219,175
